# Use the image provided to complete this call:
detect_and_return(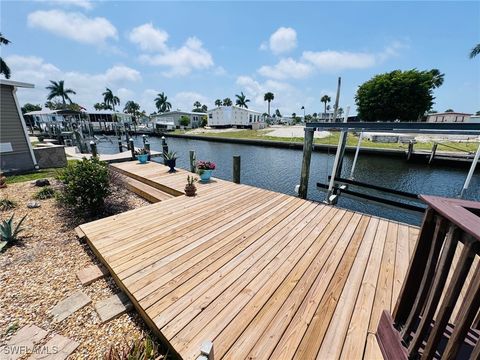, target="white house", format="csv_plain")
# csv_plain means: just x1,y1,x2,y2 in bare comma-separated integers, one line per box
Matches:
426,112,472,123
207,106,264,129
151,111,205,130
